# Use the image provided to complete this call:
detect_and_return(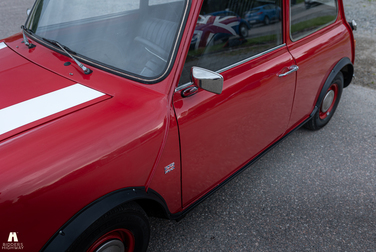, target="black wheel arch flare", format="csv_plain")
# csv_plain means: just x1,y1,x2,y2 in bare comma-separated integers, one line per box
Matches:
314,57,353,110
41,187,171,252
